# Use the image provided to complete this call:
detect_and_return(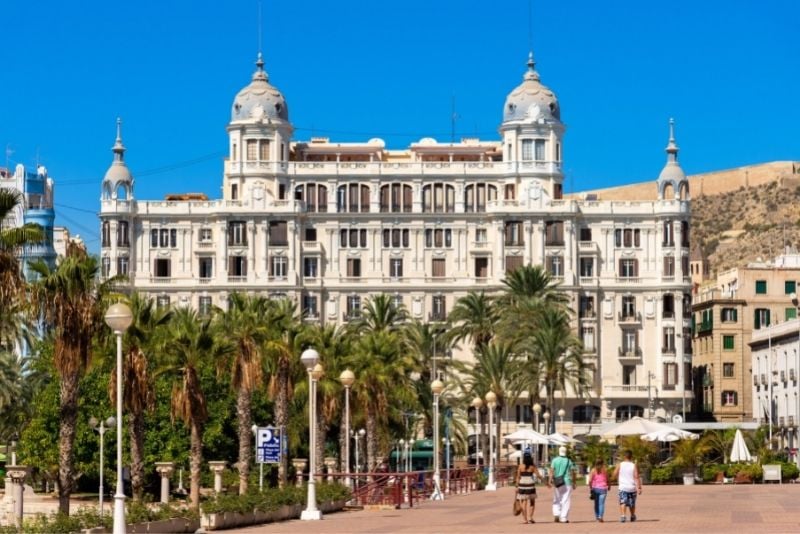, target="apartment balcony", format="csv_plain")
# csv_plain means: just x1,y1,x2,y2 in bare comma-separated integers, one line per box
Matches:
302,312,320,322
662,346,676,356
578,241,598,253
662,383,676,391
579,310,597,320
116,241,130,249
618,311,641,324
545,240,565,247
197,241,214,248
696,321,713,334
428,312,447,322
342,312,361,322
198,277,213,284
615,277,641,284
662,311,675,320
579,276,597,286
227,275,247,283
618,347,643,360
149,277,173,284
604,384,649,398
